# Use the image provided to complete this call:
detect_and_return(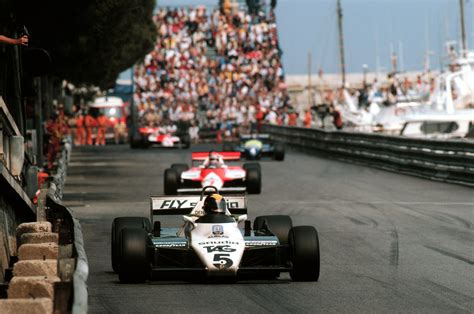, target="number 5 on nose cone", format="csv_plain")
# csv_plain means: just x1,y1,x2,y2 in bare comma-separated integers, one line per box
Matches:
213,253,233,269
